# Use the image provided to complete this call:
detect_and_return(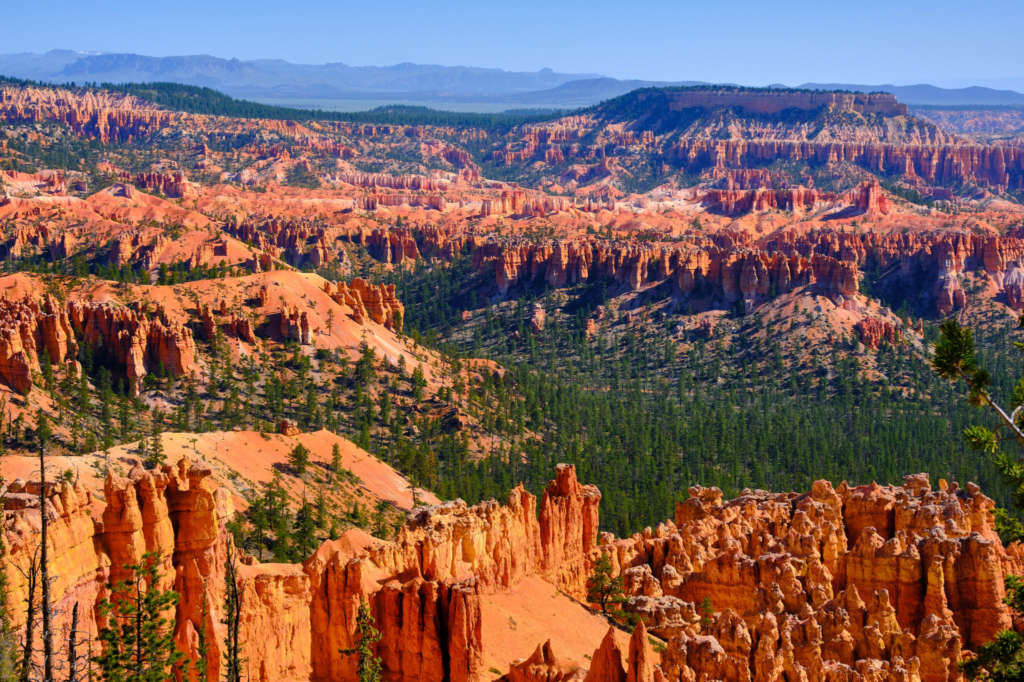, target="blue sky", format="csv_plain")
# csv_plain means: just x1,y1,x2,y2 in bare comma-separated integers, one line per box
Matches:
3,0,1021,88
